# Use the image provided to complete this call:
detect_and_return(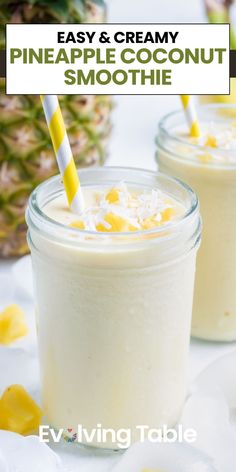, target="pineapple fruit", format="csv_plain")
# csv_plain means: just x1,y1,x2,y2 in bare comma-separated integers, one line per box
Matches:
0,0,112,257
0,384,42,434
